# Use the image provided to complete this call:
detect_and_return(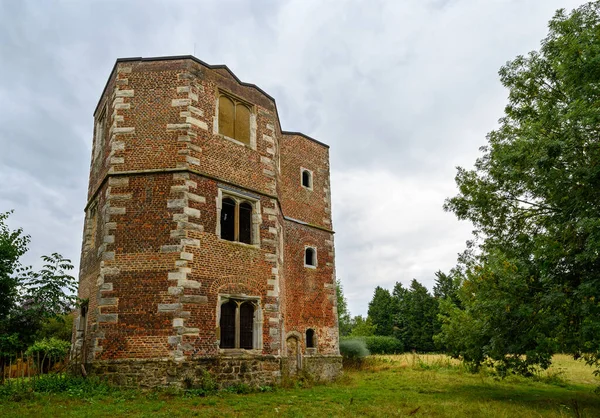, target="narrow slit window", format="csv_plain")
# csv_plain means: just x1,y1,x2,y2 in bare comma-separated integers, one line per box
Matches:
305,247,316,267
219,301,236,349
306,329,315,348
239,202,253,244
239,302,254,349
221,198,236,241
